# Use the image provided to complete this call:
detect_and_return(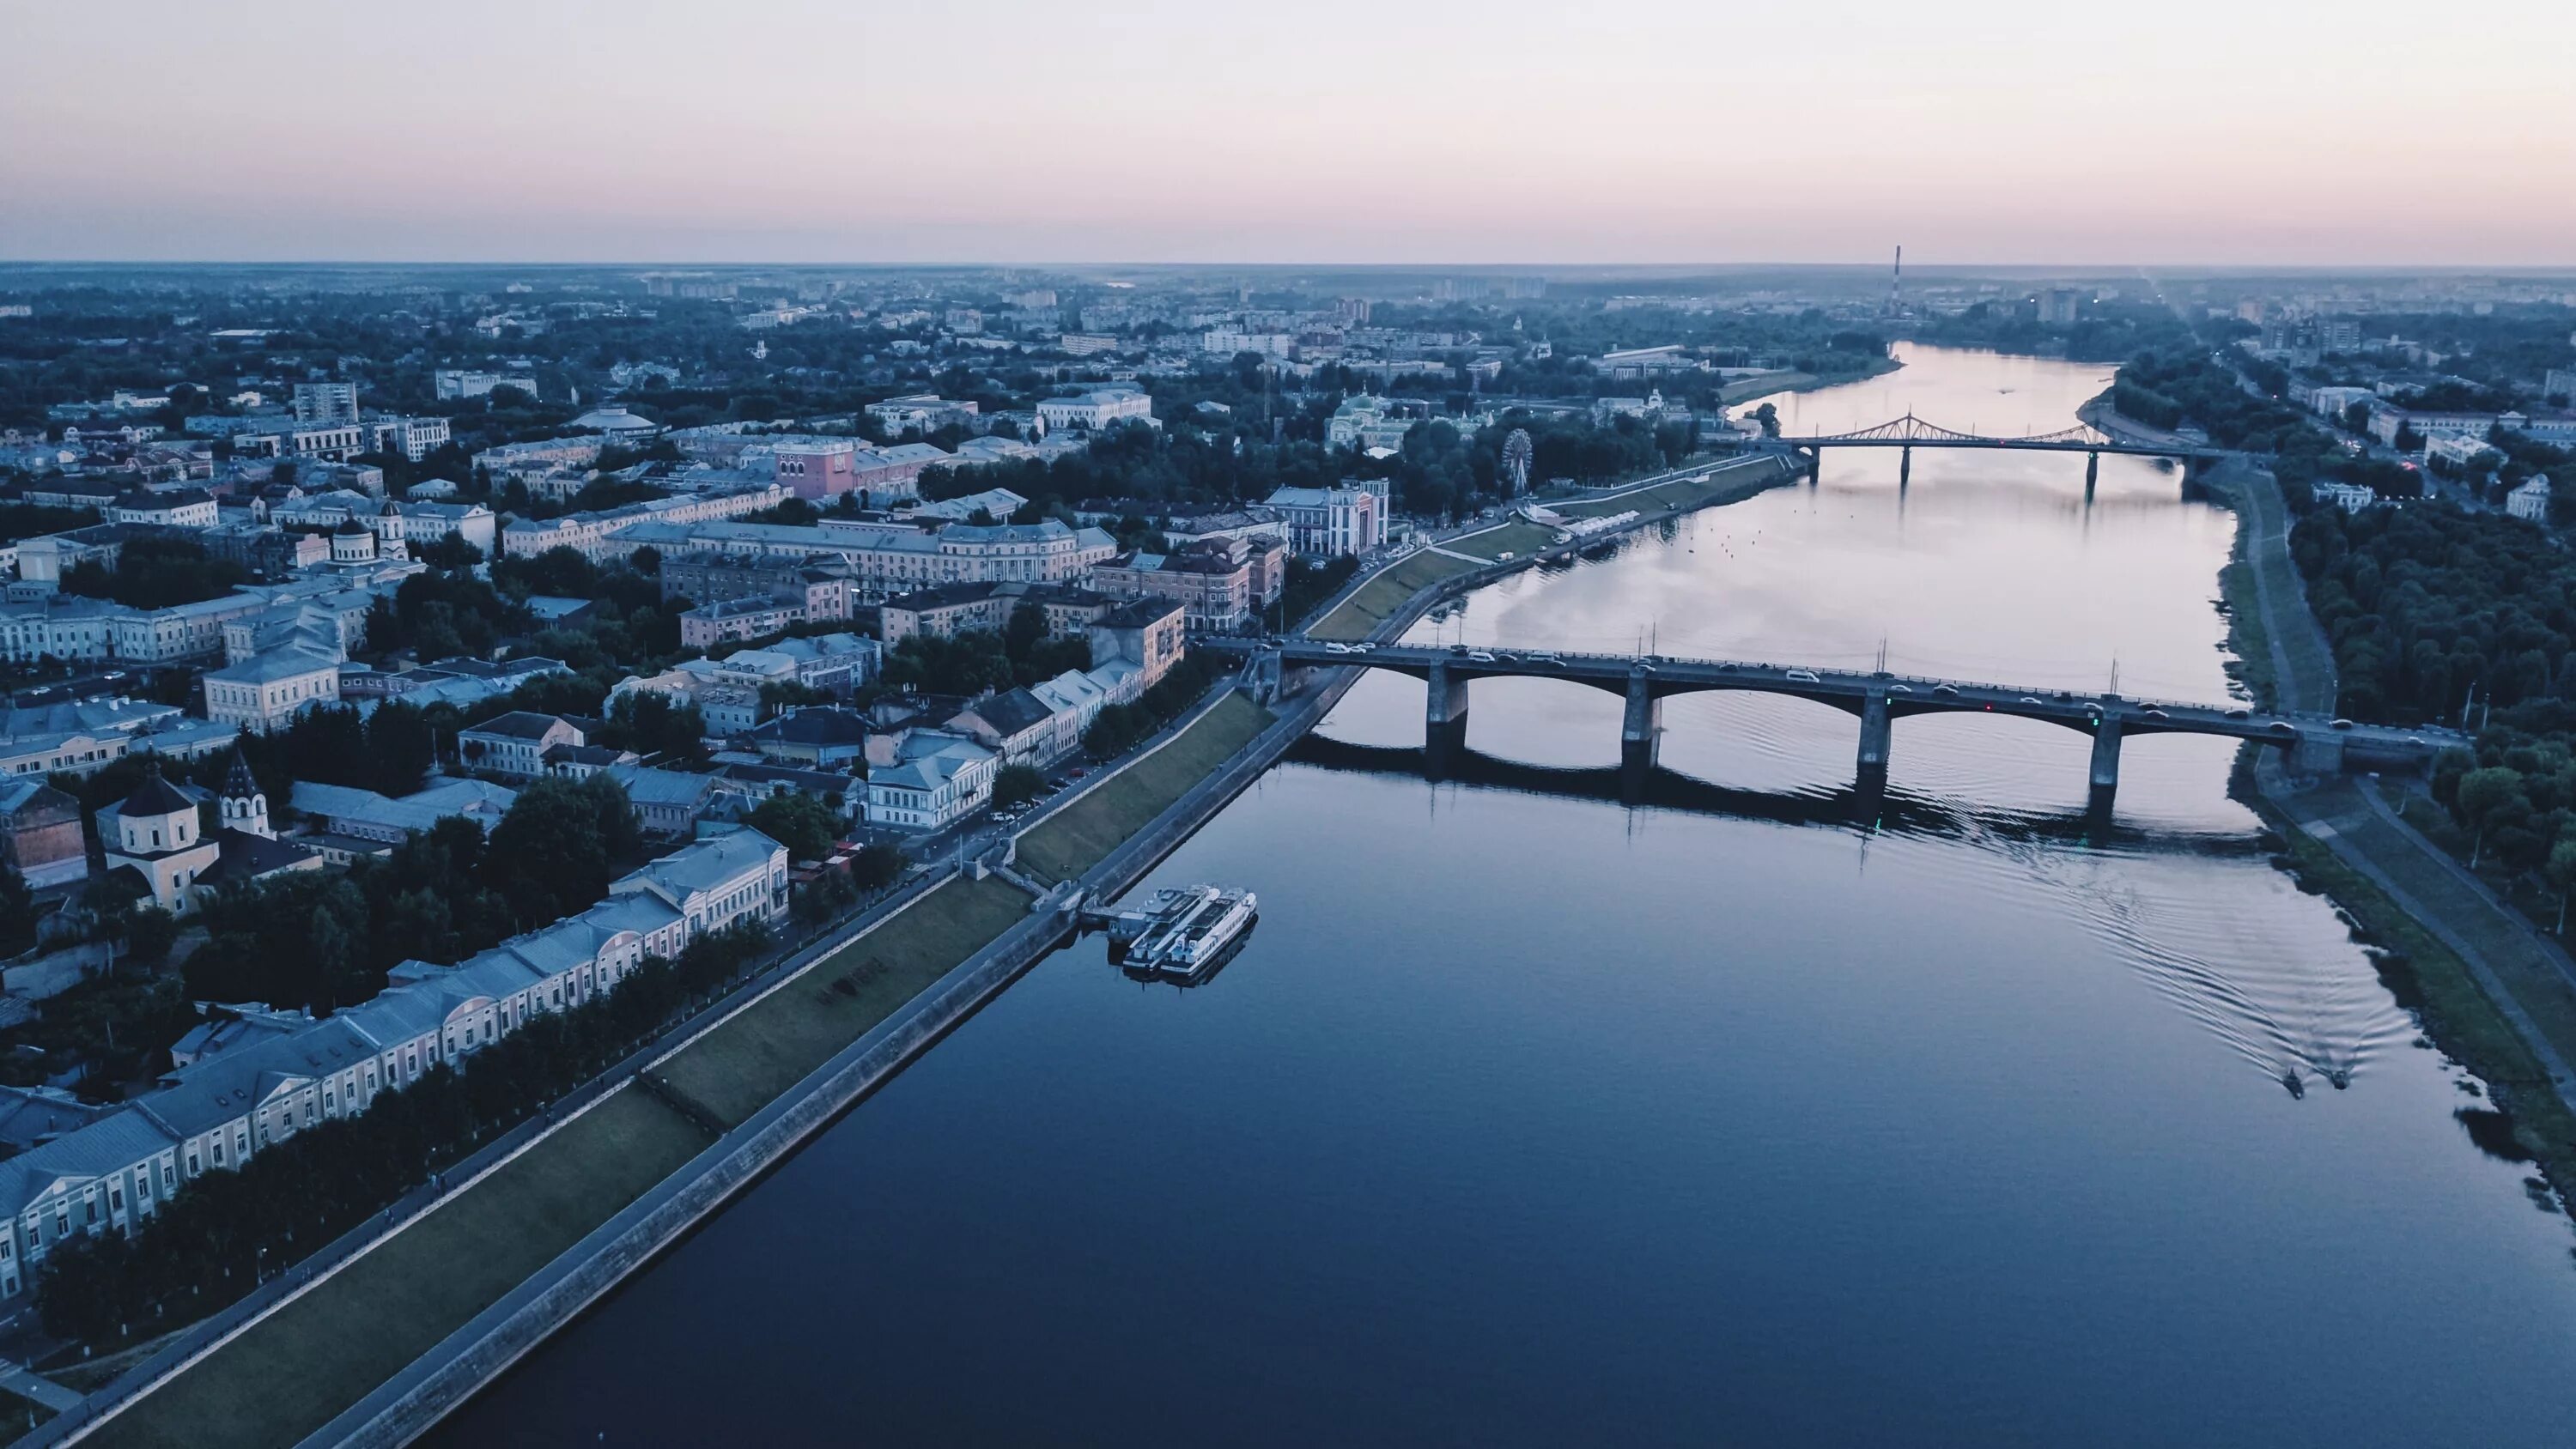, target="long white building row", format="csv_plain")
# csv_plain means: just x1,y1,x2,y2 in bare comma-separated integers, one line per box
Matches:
0,827,788,1300
0,574,392,667
497,483,787,561
597,517,1115,601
